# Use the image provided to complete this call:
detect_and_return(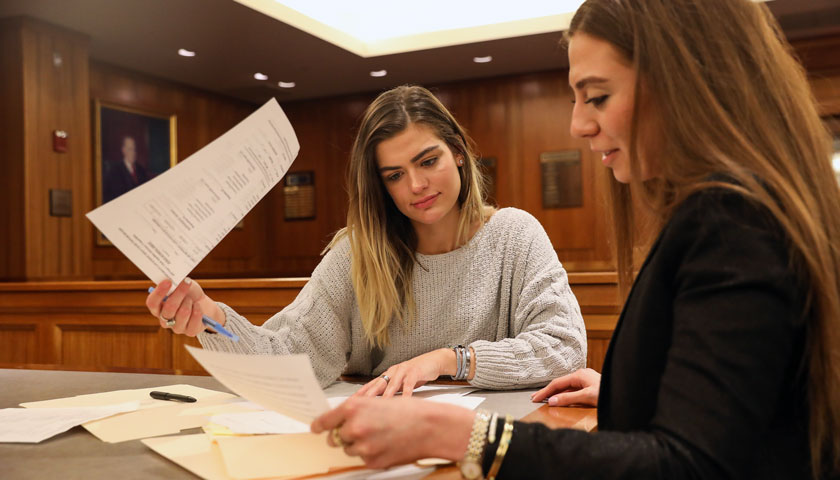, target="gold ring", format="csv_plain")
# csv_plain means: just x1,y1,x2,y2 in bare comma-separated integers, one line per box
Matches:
330,427,344,448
